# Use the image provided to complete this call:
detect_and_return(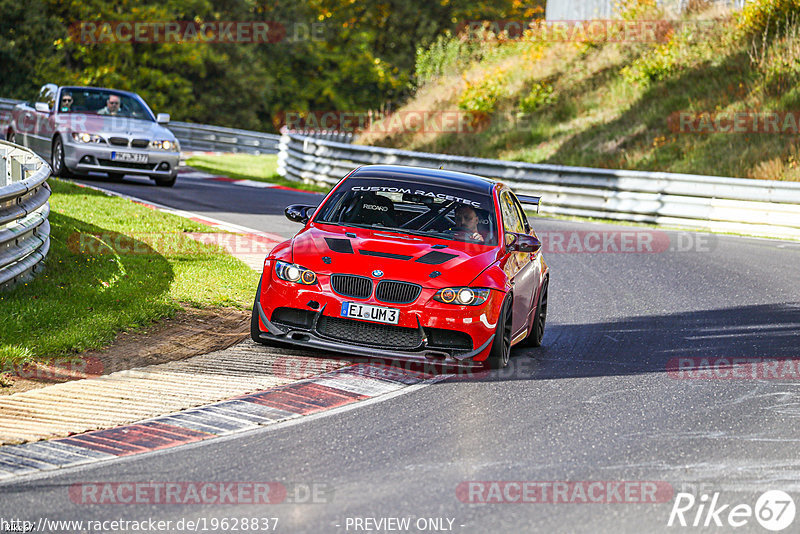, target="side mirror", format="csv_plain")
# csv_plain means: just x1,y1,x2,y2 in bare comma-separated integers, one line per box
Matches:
156,113,170,124
285,204,316,224
34,102,51,113
508,233,541,254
